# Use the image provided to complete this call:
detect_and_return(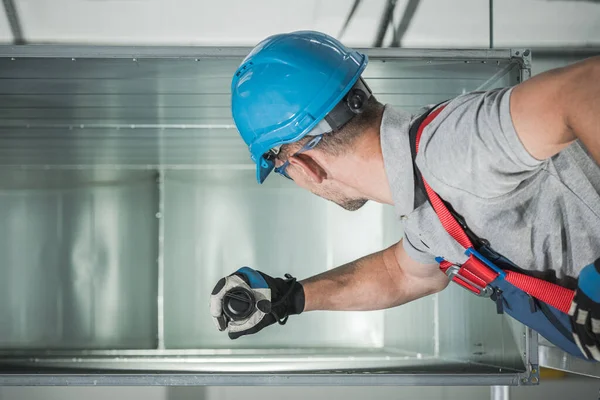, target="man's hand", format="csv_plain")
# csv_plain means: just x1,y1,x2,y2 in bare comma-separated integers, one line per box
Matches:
570,258,600,361
209,267,305,339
